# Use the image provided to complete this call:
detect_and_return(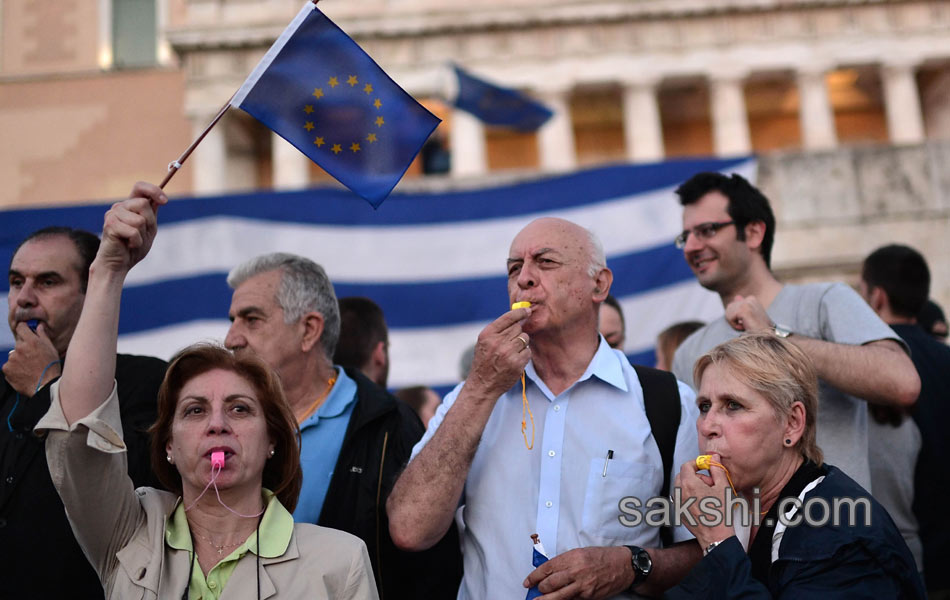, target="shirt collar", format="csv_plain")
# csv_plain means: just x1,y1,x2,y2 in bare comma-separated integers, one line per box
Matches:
524,335,628,400
300,367,357,425
165,488,294,559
